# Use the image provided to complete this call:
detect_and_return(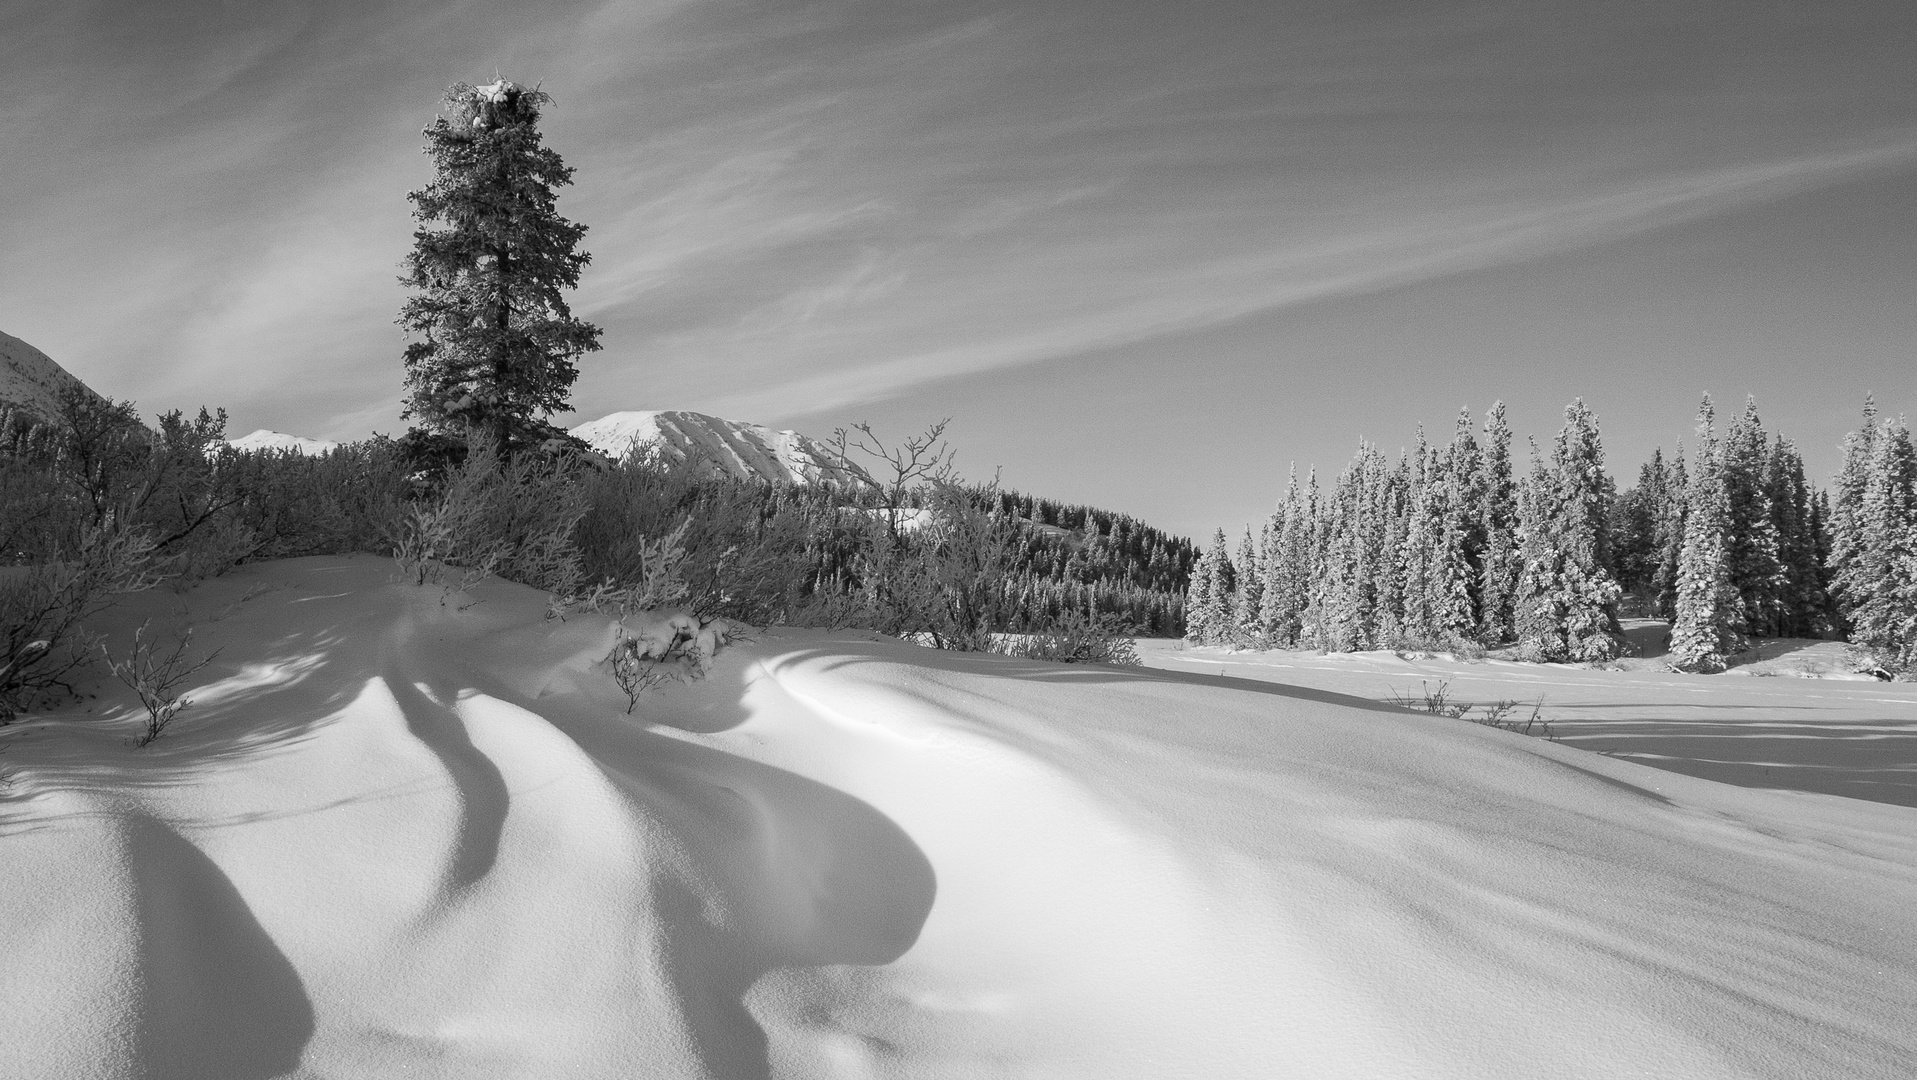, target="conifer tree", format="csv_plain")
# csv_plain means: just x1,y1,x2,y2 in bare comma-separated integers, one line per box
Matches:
1260,466,1311,647
1842,419,1917,666
1651,446,1688,619
1442,407,1487,622
399,79,602,453
1396,437,1435,643
1828,396,1883,634
1722,398,1786,636
1765,437,1826,637
1513,401,1625,662
1671,397,1745,672
1476,402,1520,644
1183,541,1217,643
1317,455,1371,651
1607,452,1665,600
1184,529,1237,645
1234,527,1263,645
